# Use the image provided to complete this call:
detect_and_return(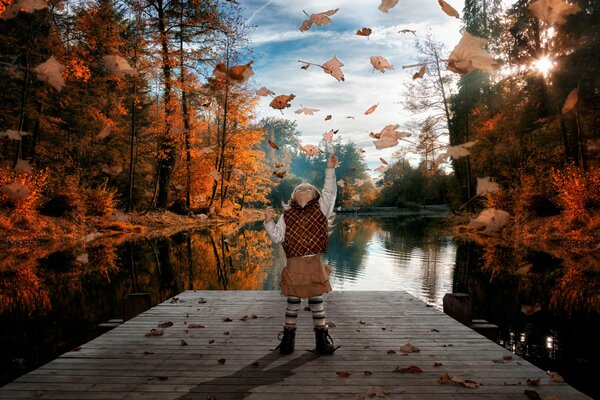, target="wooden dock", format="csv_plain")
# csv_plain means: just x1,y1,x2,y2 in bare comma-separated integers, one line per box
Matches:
0,291,591,399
